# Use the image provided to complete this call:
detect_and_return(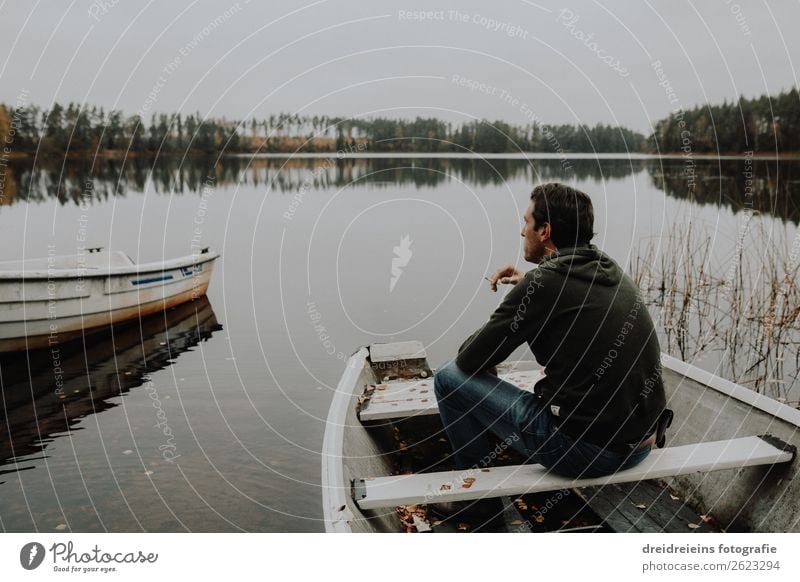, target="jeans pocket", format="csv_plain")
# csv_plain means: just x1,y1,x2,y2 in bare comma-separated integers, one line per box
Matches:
520,427,563,457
